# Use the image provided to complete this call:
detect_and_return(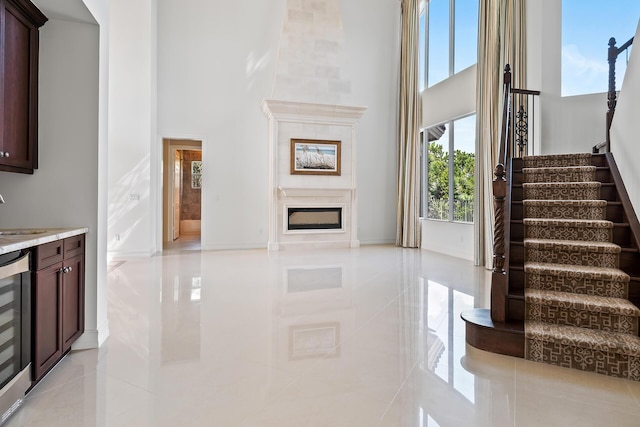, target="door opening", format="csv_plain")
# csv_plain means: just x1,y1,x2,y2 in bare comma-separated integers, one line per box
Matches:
162,139,202,251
